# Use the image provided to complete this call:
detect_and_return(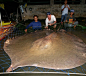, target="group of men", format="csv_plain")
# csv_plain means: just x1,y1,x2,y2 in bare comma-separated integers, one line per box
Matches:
61,0,78,29
25,0,78,33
